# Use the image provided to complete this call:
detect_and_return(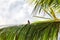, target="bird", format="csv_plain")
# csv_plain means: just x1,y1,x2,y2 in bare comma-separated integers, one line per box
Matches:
28,20,30,24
